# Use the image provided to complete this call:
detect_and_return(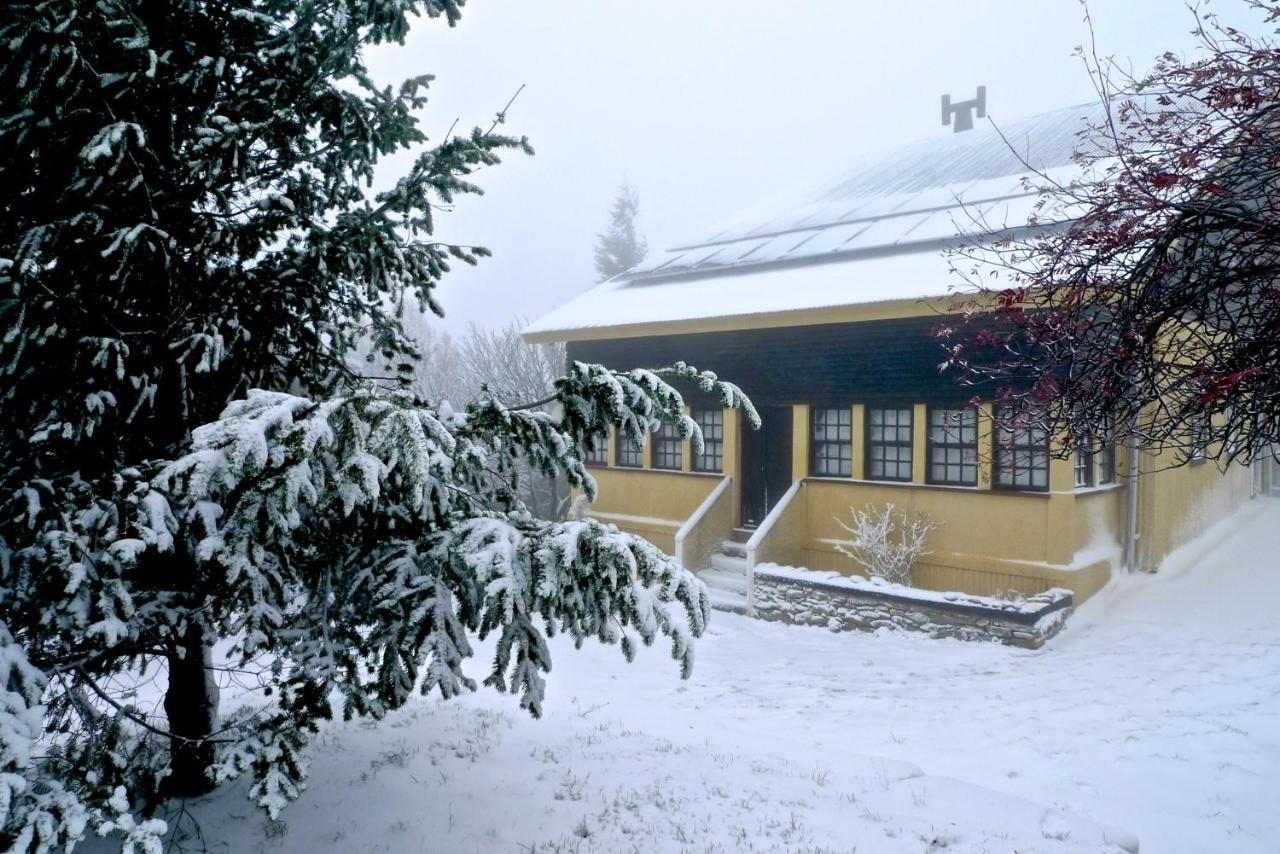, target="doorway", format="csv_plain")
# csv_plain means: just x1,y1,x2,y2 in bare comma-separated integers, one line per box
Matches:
740,405,794,528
